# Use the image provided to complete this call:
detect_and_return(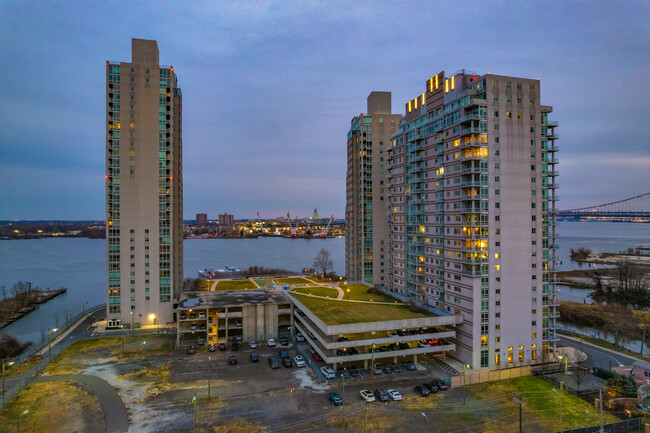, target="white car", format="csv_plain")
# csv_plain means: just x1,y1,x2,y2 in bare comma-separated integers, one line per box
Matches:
267,338,276,347
387,389,402,401
320,366,336,379
360,390,375,402
250,341,257,349
295,332,305,342
294,355,306,367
